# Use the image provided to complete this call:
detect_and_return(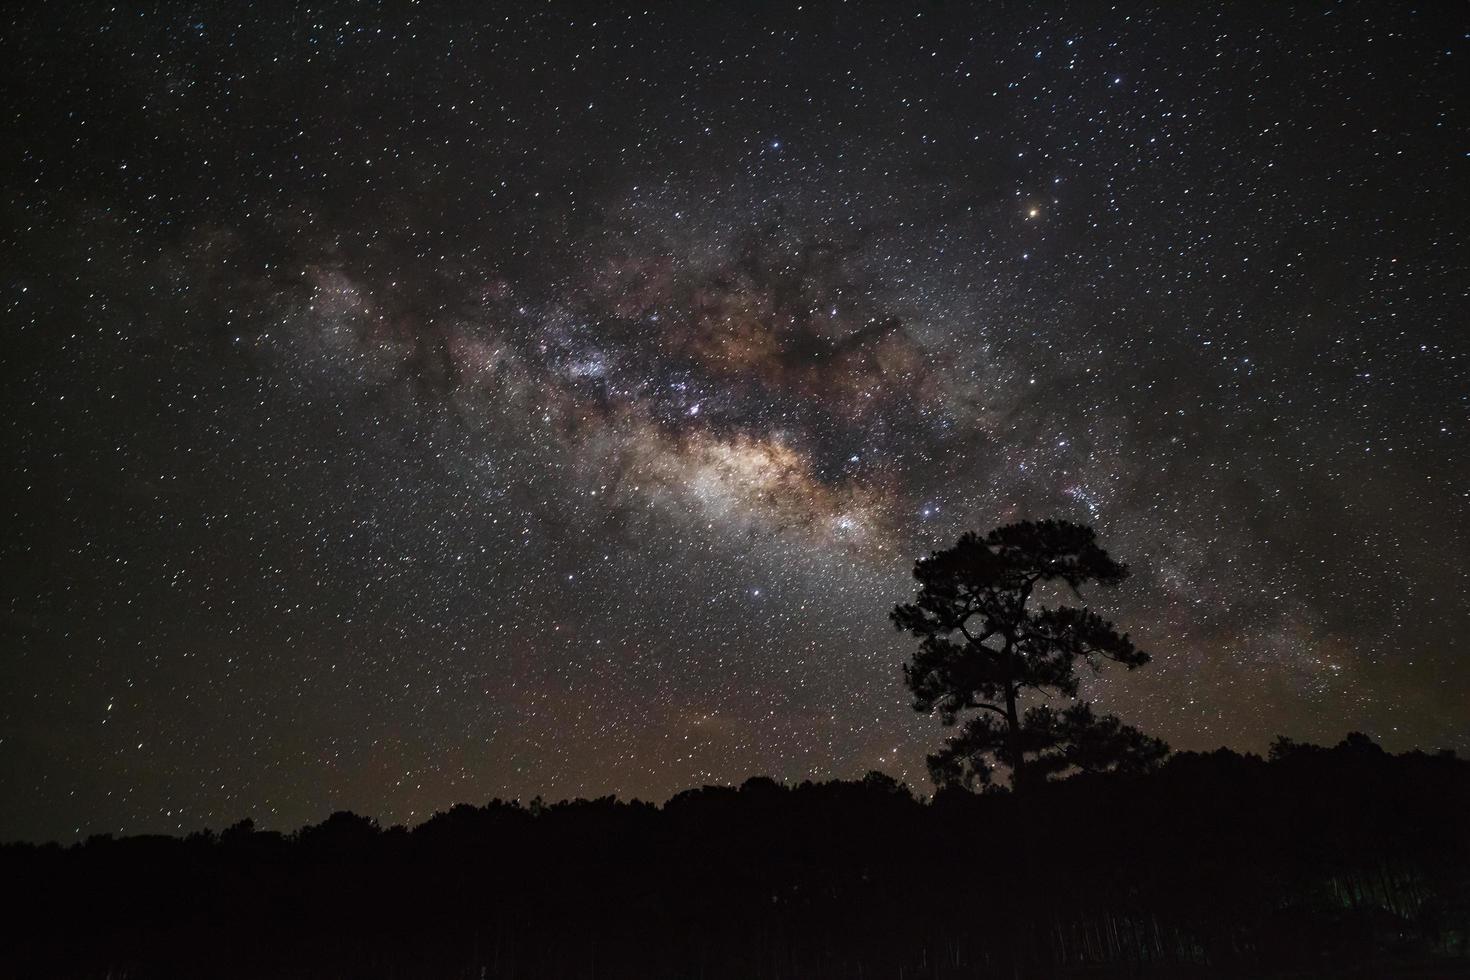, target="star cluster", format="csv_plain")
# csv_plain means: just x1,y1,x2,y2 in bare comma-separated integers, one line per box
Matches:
1,2,1465,840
